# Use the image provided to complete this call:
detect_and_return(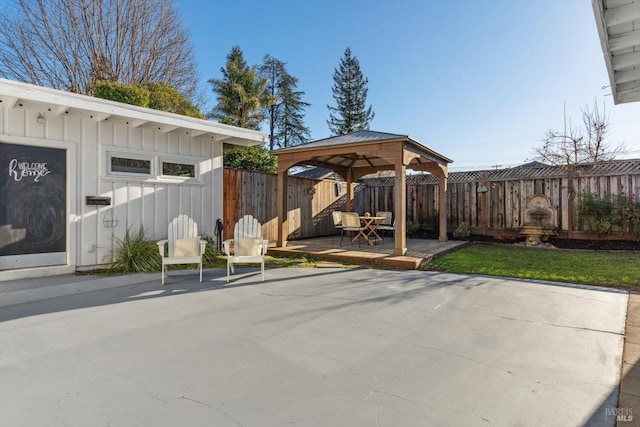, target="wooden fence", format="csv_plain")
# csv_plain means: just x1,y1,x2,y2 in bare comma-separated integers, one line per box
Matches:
223,159,640,242
223,168,351,242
